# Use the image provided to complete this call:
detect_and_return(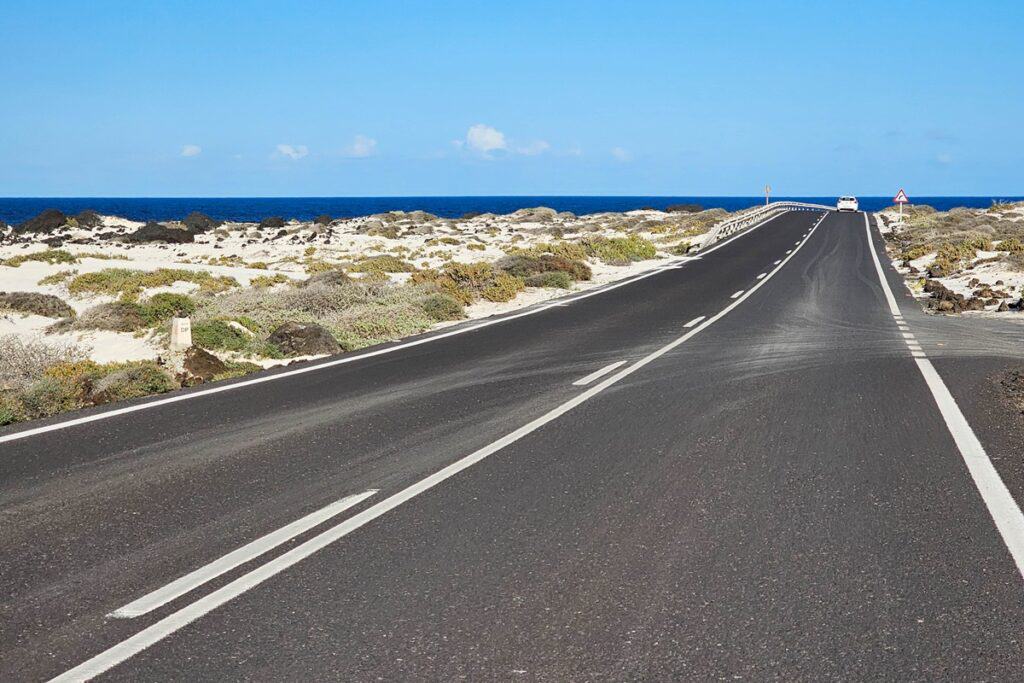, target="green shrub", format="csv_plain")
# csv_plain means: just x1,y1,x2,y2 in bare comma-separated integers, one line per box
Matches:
524,271,572,288
212,360,263,381
0,394,21,426
420,293,465,321
251,273,290,288
349,255,418,273
999,238,1024,253
38,269,78,286
482,272,525,302
582,235,657,264
139,293,197,325
68,268,238,301
191,319,282,358
191,320,253,352
88,362,177,404
0,249,78,268
532,241,588,261
668,241,691,256
16,376,81,419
